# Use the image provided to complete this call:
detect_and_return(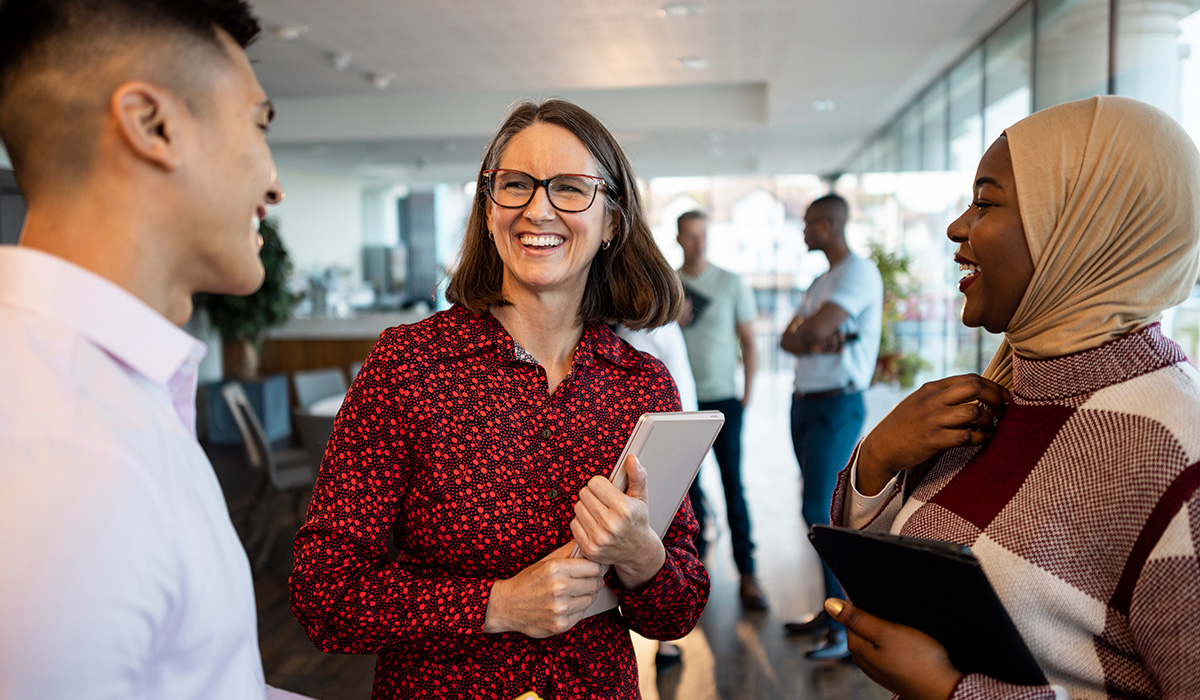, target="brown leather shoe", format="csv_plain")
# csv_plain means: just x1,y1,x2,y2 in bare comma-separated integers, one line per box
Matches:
739,574,768,610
